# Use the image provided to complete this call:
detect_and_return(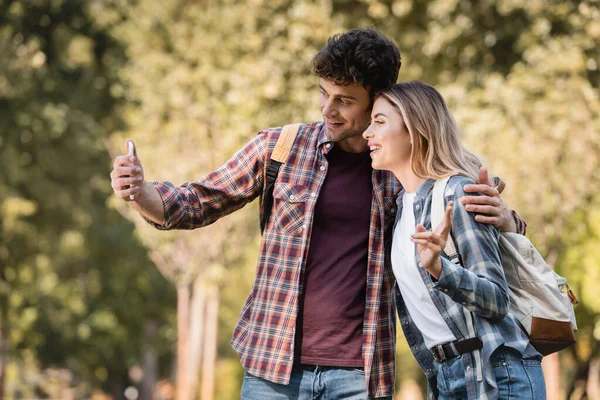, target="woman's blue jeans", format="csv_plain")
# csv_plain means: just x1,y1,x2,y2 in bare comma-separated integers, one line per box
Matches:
491,346,546,400
432,345,546,399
